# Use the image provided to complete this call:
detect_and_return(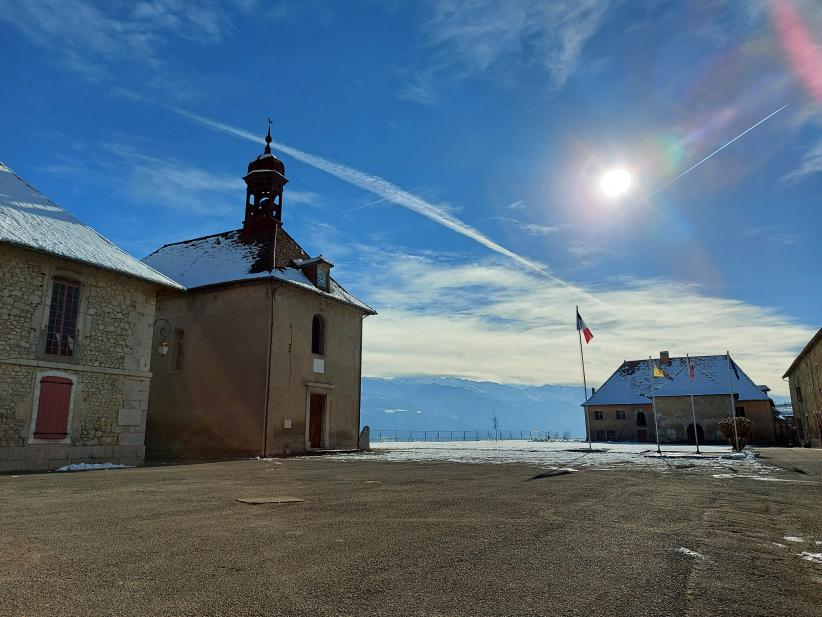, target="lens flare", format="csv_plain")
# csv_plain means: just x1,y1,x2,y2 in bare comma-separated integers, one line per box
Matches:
600,169,632,197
